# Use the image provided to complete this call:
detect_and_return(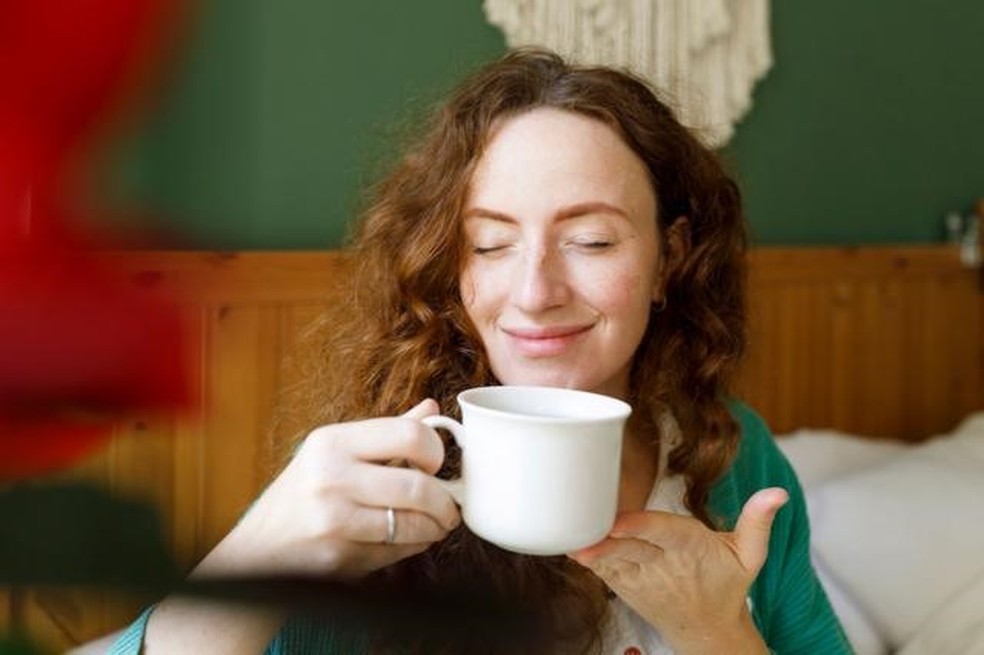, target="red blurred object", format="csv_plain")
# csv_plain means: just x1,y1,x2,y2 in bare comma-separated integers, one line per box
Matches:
0,235,196,479
0,419,116,480
0,0,193,478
